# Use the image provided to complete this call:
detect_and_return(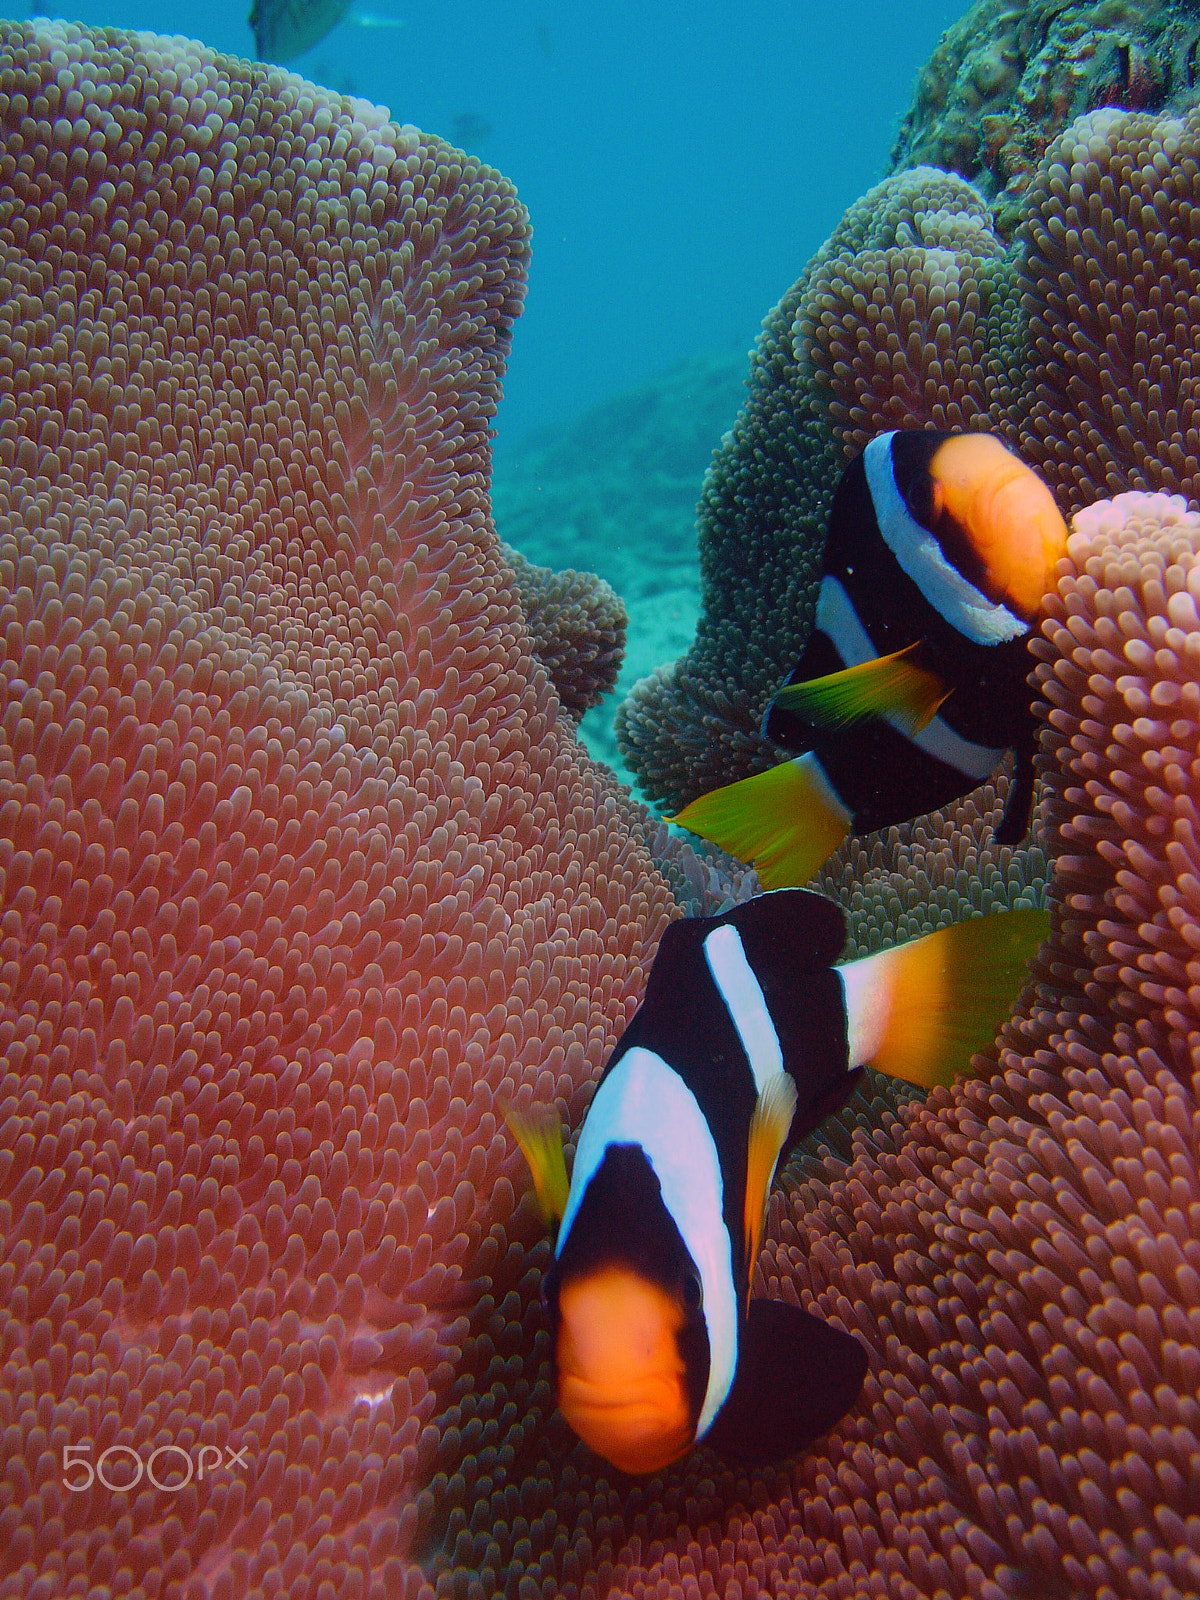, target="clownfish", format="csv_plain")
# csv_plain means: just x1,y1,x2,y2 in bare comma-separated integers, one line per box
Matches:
508,888,1047,1475
672,429,1069,889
